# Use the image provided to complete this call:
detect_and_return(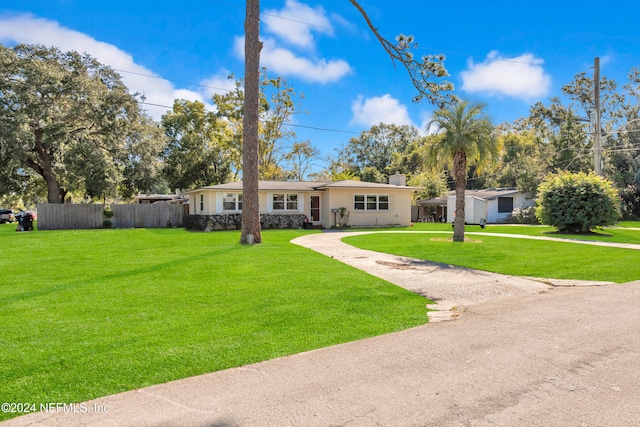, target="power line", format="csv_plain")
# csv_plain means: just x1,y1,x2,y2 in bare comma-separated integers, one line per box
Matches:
286,123,359,135
115,69,233,93
140,102,359,135
140,101,174,109
261,12,333,32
